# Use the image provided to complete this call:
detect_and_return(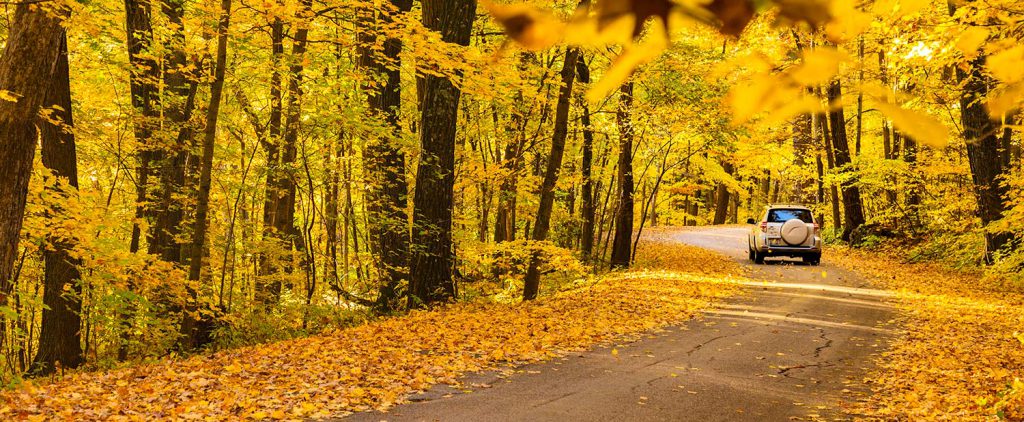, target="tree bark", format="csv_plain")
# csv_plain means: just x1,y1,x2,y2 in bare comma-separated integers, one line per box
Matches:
125,0,159,255
712,162,734,224
0,2,69,333
826,80,865,240
578,60,596,260
522,48,581,300
356,0,413,311
957,54,1013,260
256,15,285,307
180,0,231,350
148,0,195,263
409,0,477,307
610,81,635,269
31,34,85,376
